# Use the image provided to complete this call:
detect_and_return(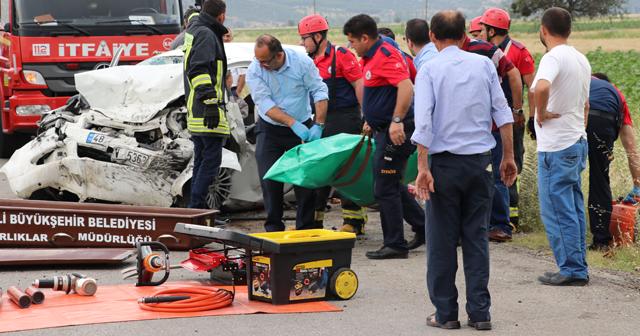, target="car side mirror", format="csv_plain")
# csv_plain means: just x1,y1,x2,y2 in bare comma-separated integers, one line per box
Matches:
3,23,10,33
